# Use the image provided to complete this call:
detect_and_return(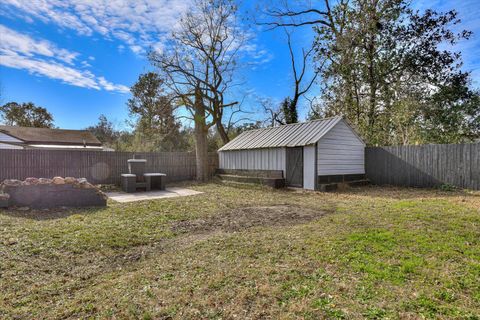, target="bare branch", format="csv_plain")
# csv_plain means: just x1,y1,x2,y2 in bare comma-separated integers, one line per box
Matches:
257,2,333,30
